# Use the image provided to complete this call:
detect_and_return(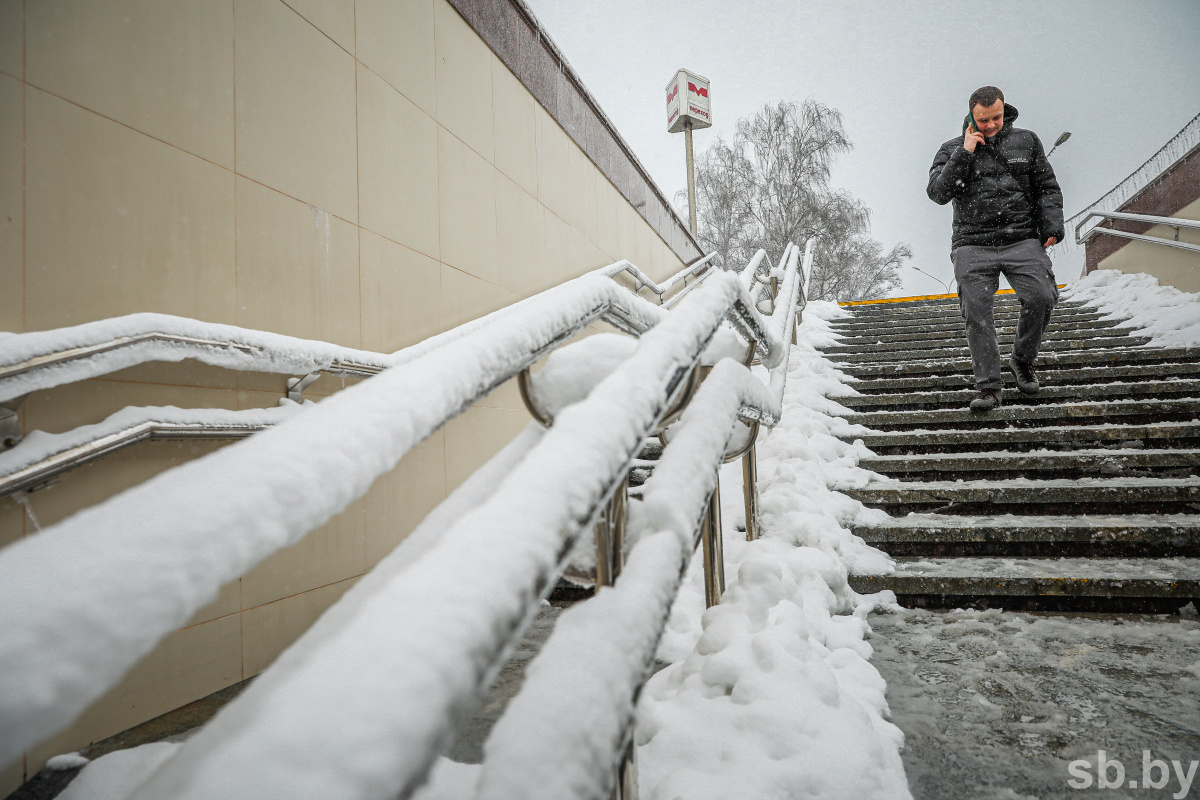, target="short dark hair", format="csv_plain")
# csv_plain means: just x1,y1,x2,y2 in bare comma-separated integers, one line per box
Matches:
969,86,1004,111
